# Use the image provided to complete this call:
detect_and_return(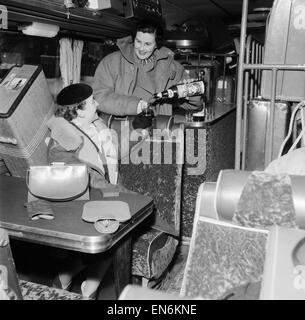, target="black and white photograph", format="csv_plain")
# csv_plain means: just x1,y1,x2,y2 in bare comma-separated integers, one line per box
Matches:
0,0,304,309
